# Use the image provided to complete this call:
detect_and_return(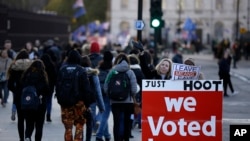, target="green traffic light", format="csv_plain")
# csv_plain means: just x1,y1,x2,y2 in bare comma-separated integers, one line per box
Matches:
152,19,160,27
